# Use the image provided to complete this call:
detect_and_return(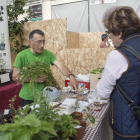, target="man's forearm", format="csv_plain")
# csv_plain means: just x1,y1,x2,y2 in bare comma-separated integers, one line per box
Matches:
13,76,31,83
61,66,72,77
57,63,71,77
